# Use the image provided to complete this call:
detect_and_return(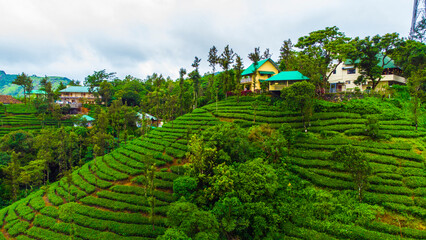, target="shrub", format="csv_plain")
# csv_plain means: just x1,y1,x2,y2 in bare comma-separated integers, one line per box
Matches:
173,176,198,199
